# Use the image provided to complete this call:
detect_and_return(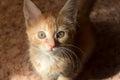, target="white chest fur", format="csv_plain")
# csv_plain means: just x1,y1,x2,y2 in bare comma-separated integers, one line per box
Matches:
29,50,68,78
